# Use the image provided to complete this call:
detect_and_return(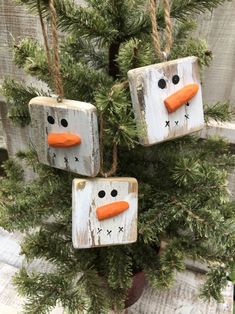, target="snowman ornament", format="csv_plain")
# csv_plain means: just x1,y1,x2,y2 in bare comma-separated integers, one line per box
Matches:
29,97,100,176
128,56,204,146
72,178,138,248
